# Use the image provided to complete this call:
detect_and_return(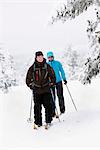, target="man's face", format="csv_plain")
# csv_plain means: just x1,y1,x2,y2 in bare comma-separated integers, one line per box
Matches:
48,56,54,62
36,55,44,62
